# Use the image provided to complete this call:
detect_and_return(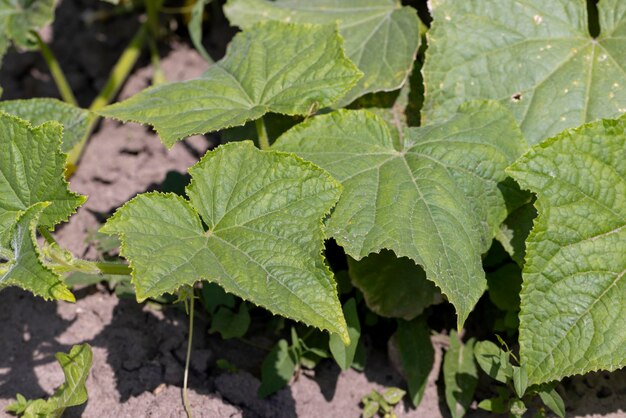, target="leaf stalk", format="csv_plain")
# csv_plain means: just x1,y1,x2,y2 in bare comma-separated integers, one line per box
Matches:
33,32,78,106
255,118,270,150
